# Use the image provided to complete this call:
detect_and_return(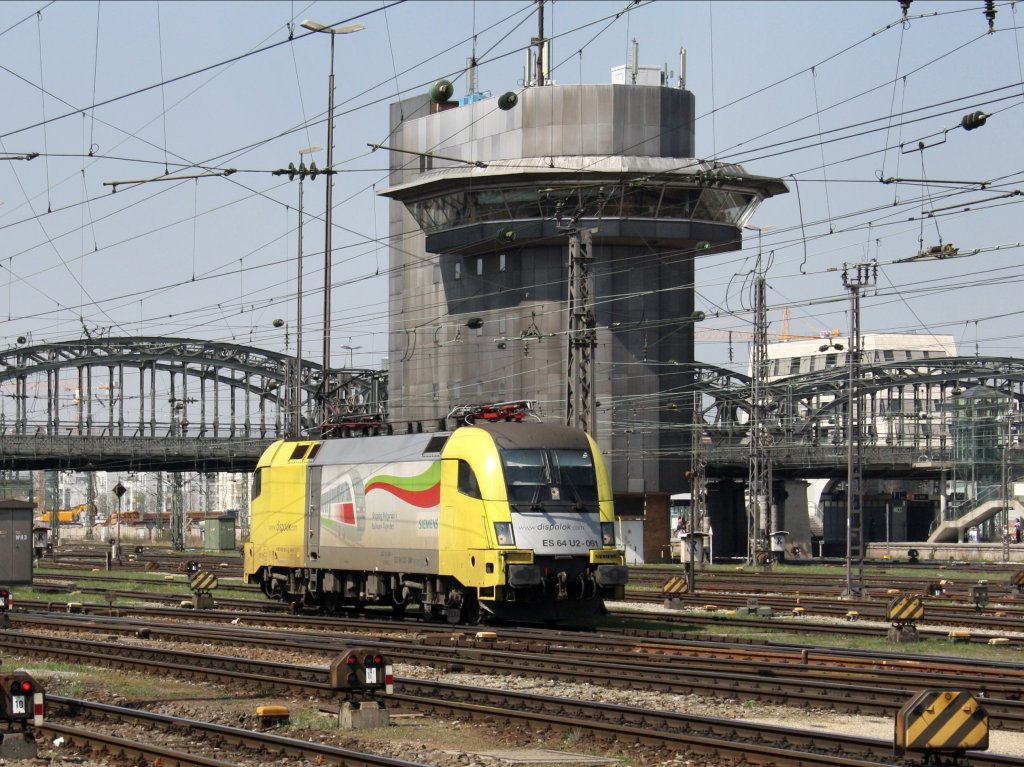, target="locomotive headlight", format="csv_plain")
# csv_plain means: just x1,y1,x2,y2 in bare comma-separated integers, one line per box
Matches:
493,522,515,546
601,522,615,546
